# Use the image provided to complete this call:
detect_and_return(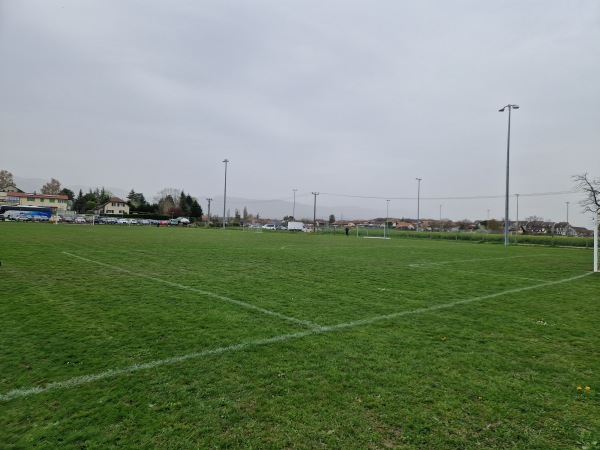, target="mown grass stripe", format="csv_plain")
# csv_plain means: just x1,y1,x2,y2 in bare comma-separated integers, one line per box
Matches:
1,271,591,402
62,251,320,329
